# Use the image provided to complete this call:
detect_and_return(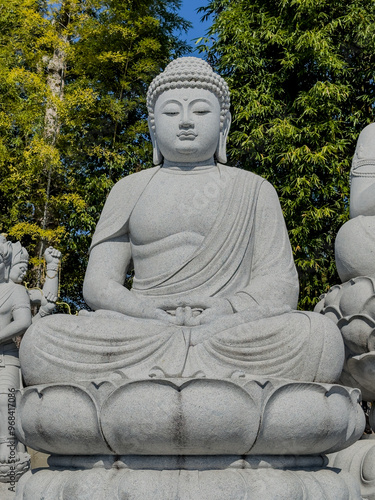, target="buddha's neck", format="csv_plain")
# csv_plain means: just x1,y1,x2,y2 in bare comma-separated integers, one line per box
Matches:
162,157,216,172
